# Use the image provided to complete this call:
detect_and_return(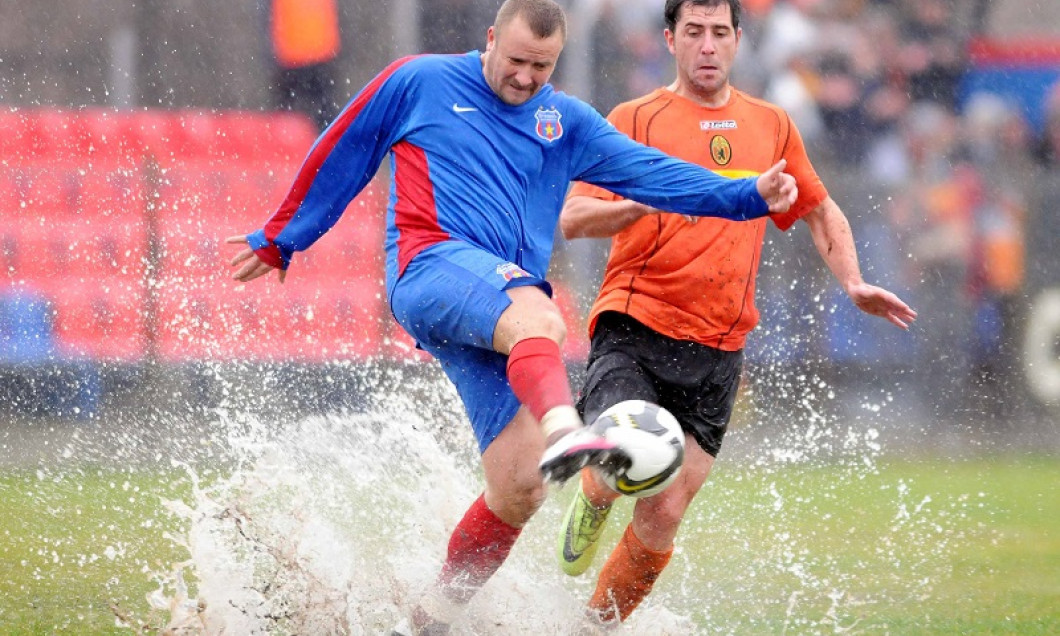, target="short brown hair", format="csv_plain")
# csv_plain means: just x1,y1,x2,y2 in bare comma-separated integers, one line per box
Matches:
665,0,741,32
495,0,567,41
